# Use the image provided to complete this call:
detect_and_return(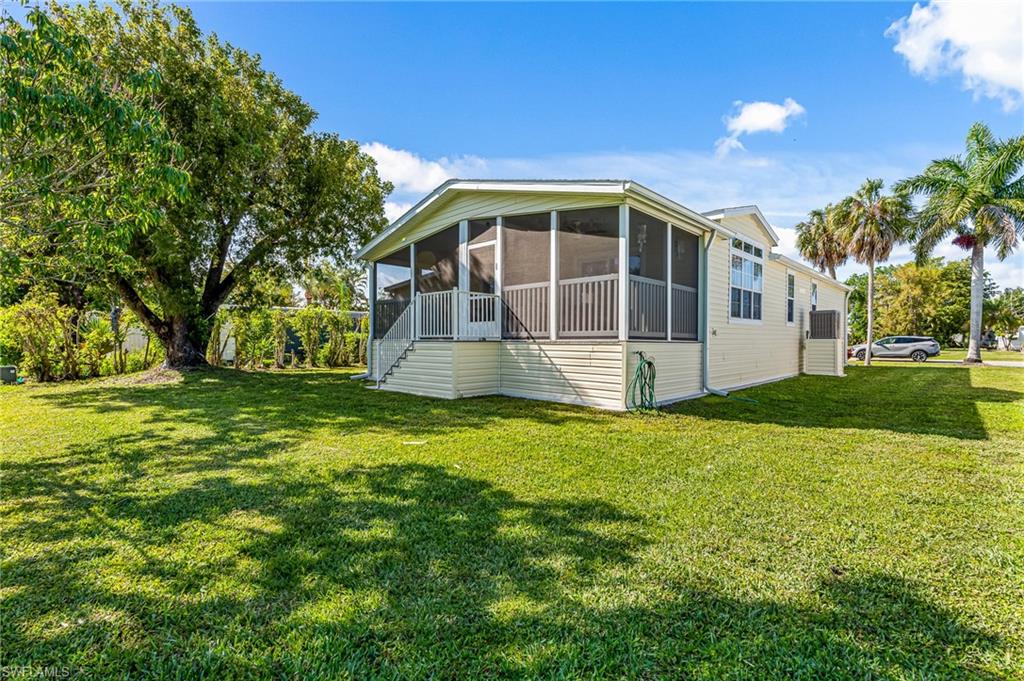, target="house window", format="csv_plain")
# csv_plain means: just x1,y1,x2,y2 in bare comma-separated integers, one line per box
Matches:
786,273,795,324
729,237,763,321
810,282,818,312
